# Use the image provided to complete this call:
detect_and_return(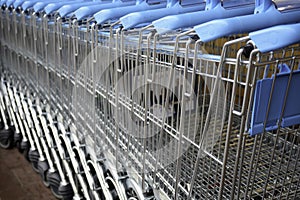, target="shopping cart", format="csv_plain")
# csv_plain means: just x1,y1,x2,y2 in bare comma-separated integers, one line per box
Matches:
0,1,78,199
205,23,300,199
96,0,255,199
111,0,300,199
1,0,300,200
